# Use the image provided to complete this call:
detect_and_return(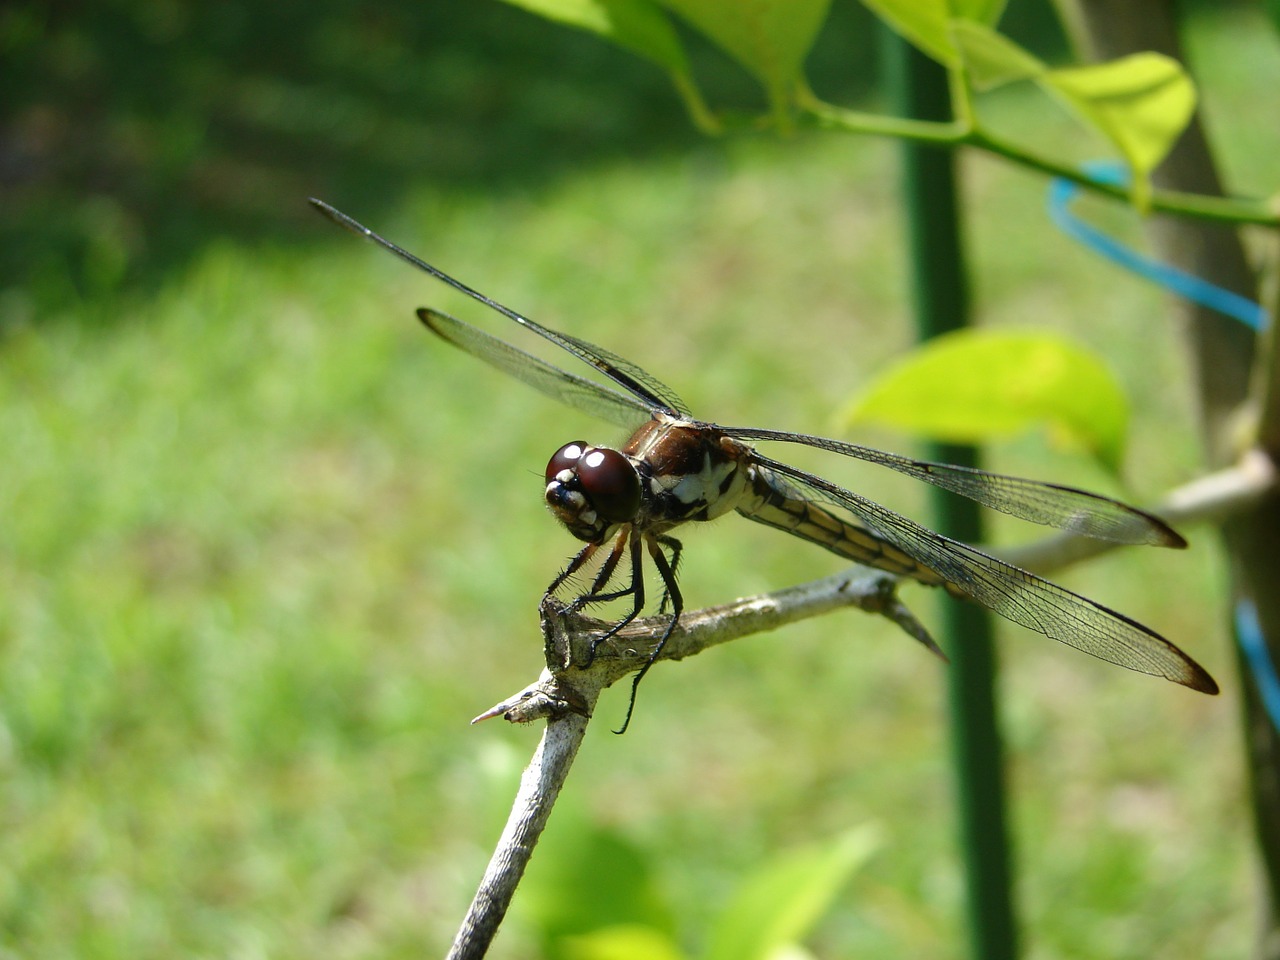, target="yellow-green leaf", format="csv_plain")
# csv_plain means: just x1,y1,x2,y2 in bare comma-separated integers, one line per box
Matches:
951,0,1007,24
859,0,1006,66
704,826,882,960
498,0,721,130
842,329,1130,472
950,20,1043,91
498,0,688,73
1040,53,1196,210
562,924,687,960
860,0,957,65
658,0,831,114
